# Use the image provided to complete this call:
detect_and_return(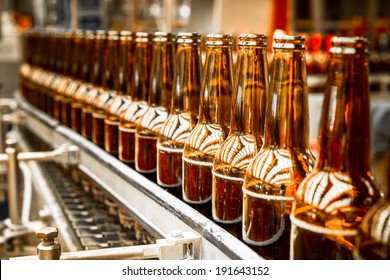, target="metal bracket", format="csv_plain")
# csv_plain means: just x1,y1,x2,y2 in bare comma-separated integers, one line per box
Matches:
12,229,202,260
